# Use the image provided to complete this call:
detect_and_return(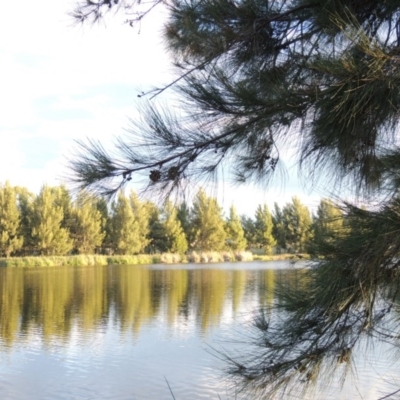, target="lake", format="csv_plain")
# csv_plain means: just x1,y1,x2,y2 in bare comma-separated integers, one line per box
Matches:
0,261,398,399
